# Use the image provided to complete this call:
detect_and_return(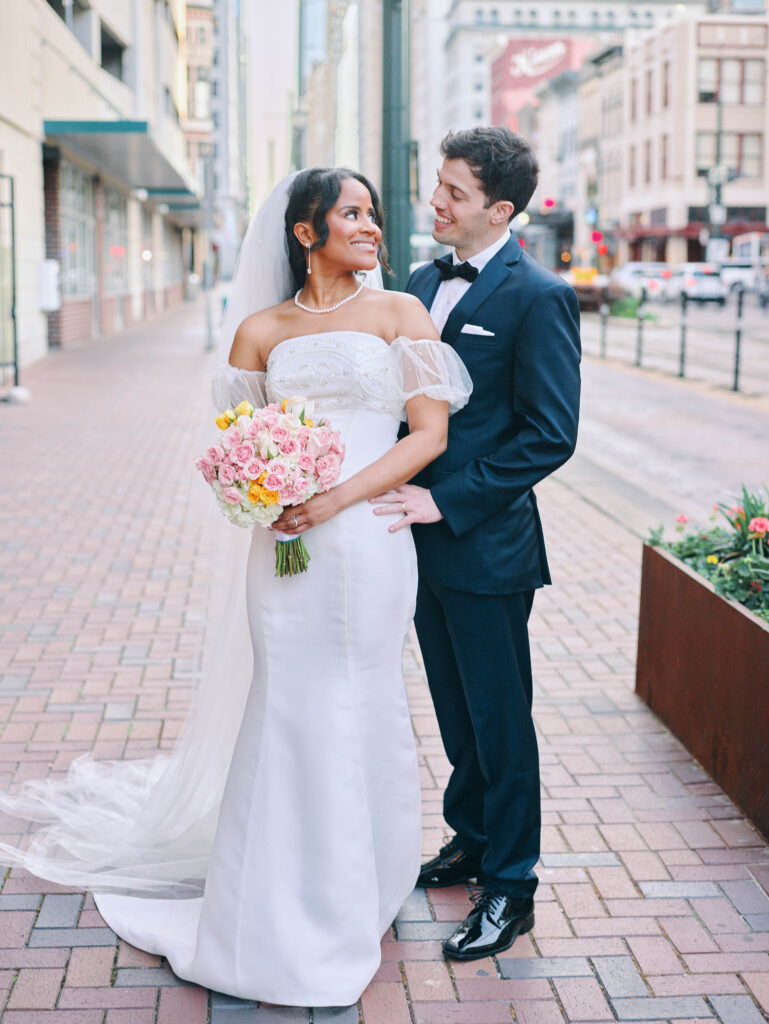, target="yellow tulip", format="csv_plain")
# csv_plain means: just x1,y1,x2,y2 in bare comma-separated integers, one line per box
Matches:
304,418,314,428
215,414,230,430
260,488,279,505
225,408,237,423
236,400,254,417
281,398,288,412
